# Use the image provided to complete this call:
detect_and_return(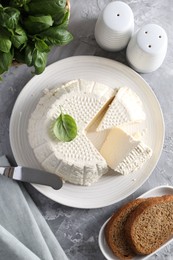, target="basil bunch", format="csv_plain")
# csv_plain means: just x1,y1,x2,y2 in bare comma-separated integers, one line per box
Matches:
0,0,73,76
